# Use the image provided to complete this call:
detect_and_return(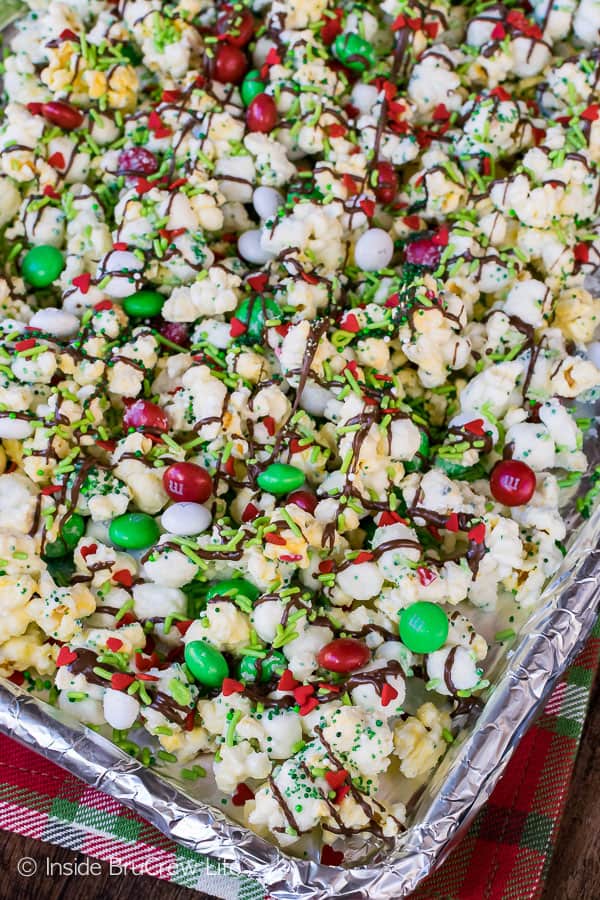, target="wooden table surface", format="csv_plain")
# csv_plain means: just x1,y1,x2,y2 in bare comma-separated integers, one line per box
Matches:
3,674,600,900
